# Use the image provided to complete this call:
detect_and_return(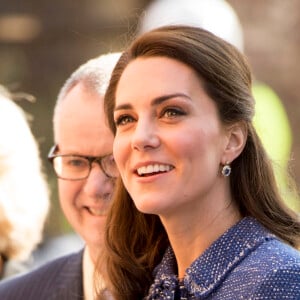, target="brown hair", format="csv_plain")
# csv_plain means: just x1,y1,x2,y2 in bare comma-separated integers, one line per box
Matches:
99,25,300,299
